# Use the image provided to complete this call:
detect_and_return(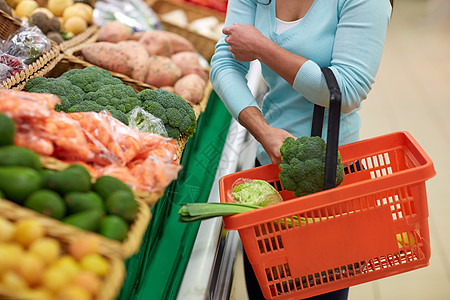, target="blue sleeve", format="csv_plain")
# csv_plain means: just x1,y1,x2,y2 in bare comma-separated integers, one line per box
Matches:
210,0,259,120
293,0,392,113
